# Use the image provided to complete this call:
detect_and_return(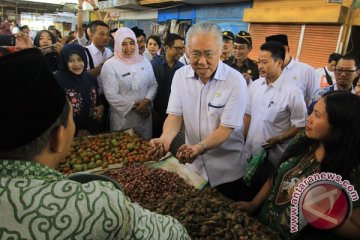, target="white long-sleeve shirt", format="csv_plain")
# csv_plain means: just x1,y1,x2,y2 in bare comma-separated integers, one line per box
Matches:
101,57,157,139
